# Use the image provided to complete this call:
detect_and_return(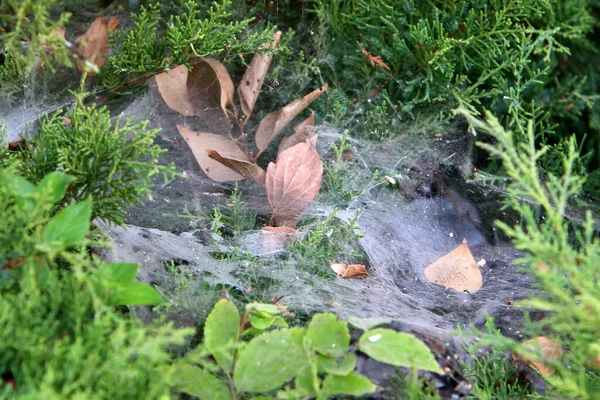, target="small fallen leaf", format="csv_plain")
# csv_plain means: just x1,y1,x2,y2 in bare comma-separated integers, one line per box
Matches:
278,112,316,154
514,336,563,377
424,238,482,293
331,263,368,279
255,83,328,152
330,263,347,276
156,61,233,134
176,125,247,182
238,31,282,119
74,16,119,74
265,141,323,227
207,150,266,184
